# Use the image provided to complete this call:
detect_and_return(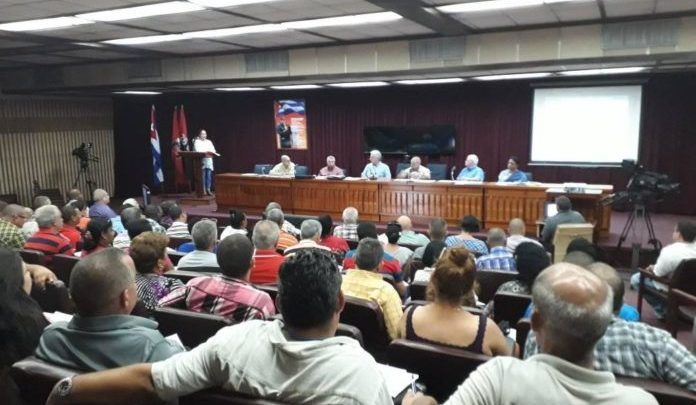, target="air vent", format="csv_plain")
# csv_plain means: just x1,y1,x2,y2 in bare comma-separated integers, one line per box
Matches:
34,67,64,87
126,60,162,79
245,51,289,73
602,20,679,50
410,37,466,64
